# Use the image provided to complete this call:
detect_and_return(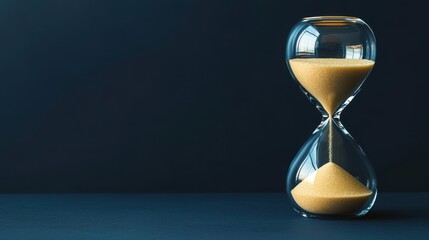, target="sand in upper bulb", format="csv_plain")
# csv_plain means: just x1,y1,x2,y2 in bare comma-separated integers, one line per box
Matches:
289,58,374,117
289,58,374,215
